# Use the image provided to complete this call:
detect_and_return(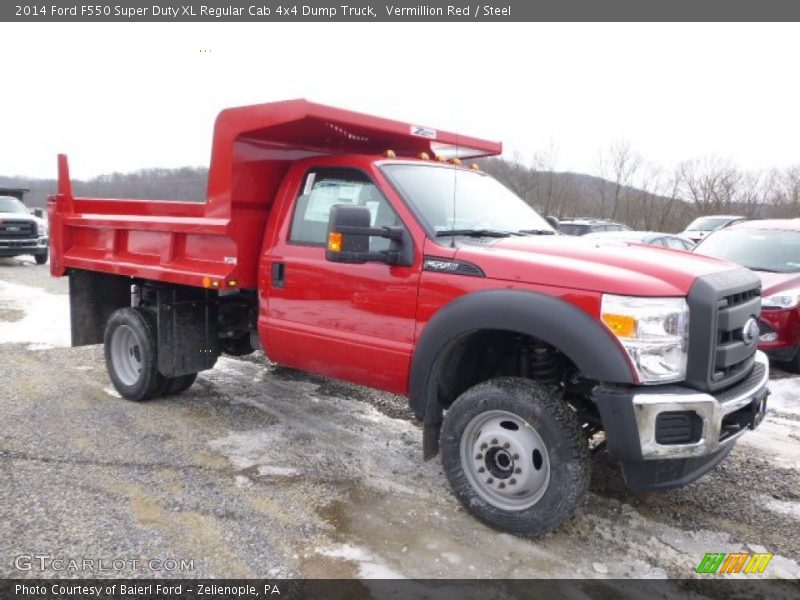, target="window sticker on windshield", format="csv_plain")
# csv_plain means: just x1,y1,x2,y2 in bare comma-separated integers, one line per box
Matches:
410,125,437,139
303,182,362,223
303,173,316,195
